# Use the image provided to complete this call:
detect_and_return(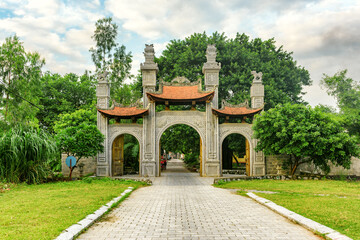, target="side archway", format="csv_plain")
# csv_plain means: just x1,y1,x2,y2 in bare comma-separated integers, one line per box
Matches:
220,124,255,176
108,124,143,176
